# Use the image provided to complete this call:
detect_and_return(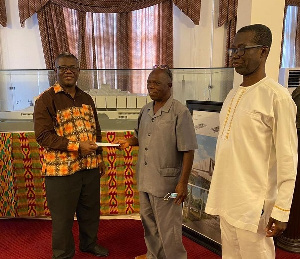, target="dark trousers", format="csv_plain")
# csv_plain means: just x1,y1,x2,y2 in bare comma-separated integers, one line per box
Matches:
45,168,100,259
